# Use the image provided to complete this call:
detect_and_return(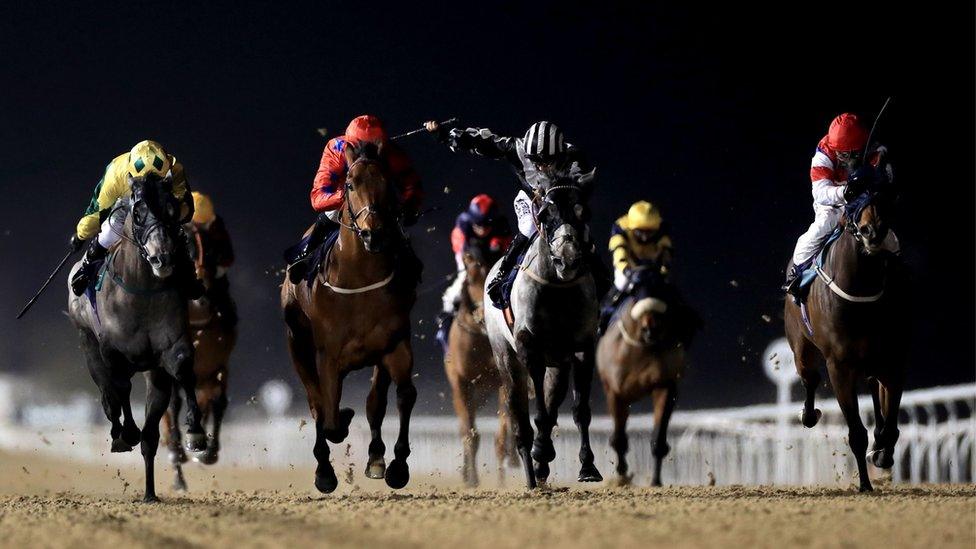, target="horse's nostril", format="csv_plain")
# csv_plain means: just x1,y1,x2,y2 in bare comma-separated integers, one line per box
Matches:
148,256,162,267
